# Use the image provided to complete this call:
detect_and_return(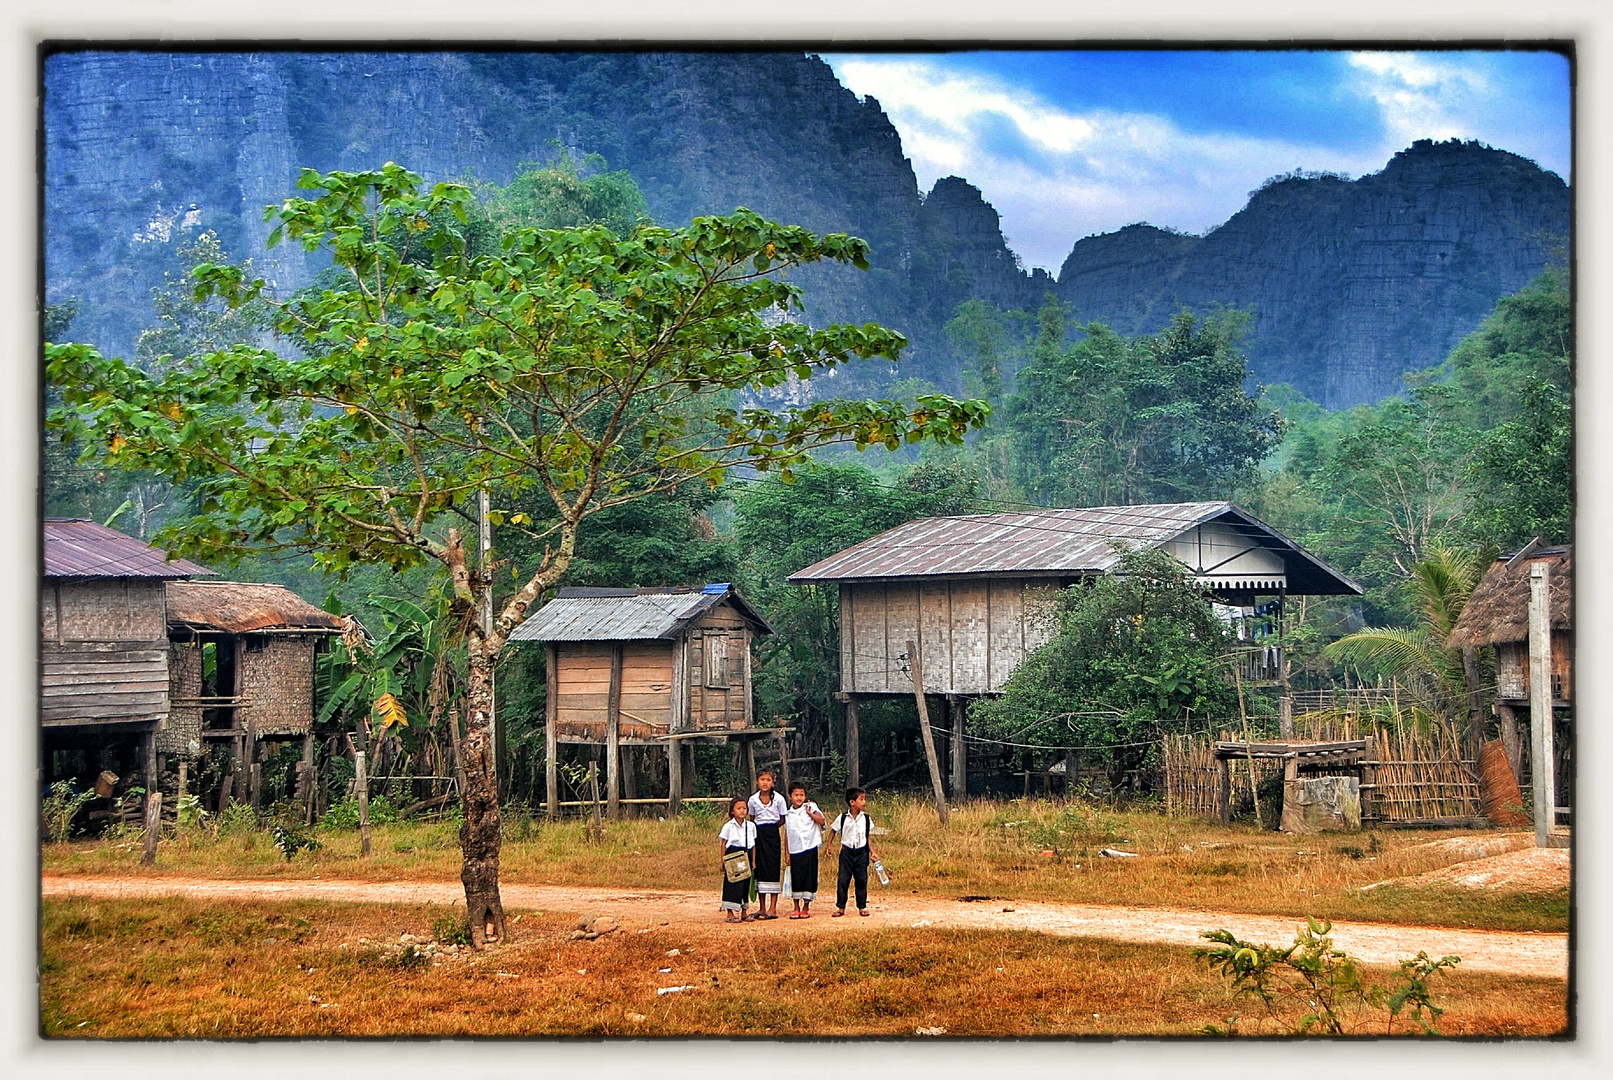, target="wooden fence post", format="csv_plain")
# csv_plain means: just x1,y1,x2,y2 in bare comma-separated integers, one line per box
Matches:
906,639,949,826
355,749,372,857
1529,563,1556,846
667,738,683,818
588,760,604,843
1216,754,1231,825
141,791,161,866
